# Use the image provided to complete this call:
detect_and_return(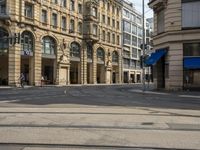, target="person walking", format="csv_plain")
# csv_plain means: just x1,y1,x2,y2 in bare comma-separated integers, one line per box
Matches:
20,73,25,88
